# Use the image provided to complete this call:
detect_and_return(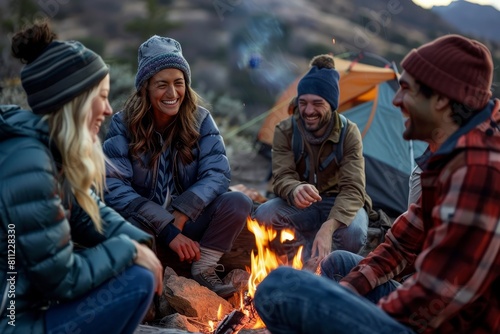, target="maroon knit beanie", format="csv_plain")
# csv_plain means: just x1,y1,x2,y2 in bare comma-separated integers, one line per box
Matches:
401,34,493,111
